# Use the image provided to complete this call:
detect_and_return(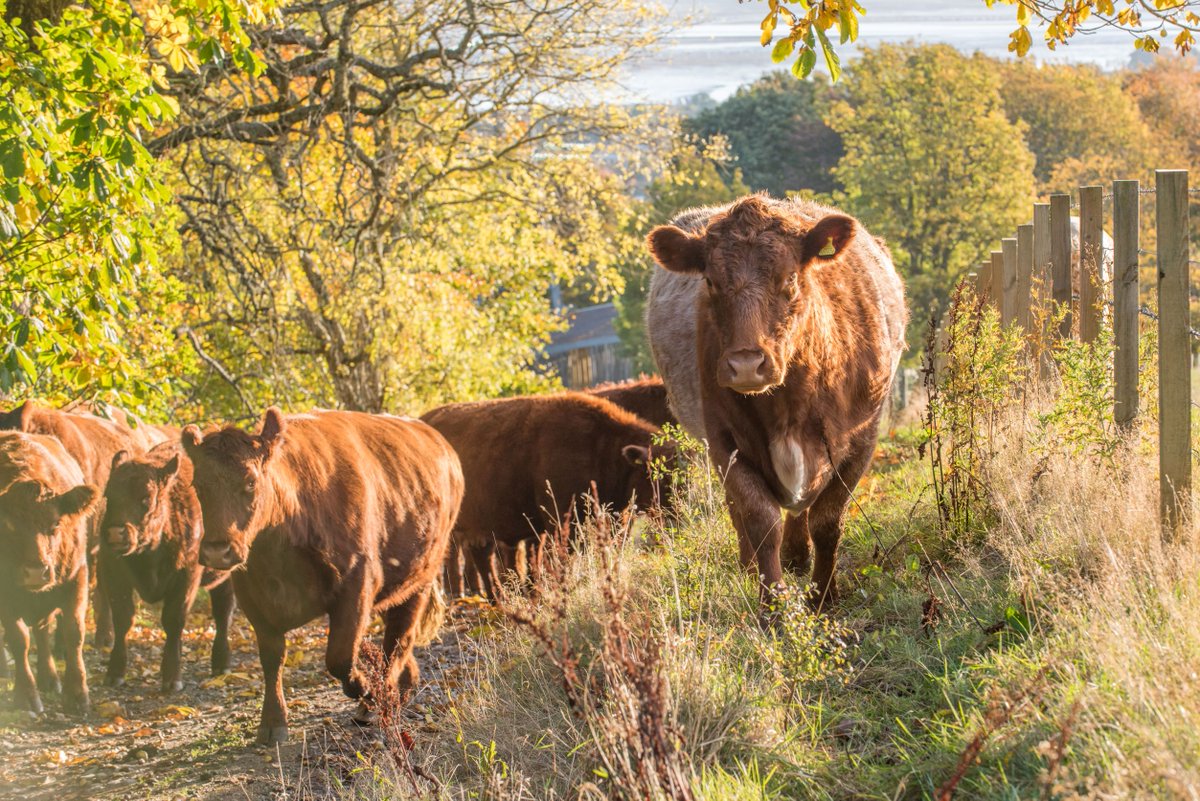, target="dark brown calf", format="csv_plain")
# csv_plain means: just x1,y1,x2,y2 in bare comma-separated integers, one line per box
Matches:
421,392,676,598
0,400,151,648
0,432,98,714
647,196,907,617
100,443,235,692
183,409,462,744
585,376,677,429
